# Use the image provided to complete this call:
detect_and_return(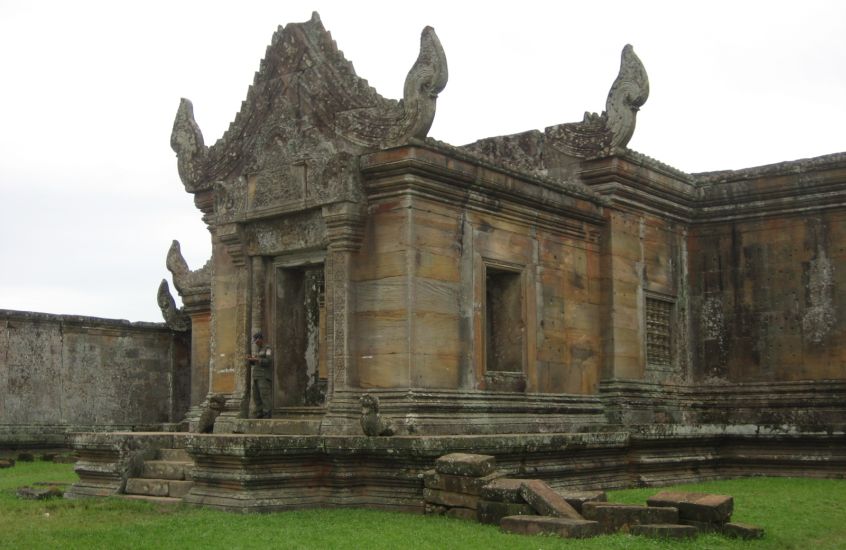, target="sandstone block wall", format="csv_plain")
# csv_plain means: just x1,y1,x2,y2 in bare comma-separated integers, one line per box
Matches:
0,309,190,448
